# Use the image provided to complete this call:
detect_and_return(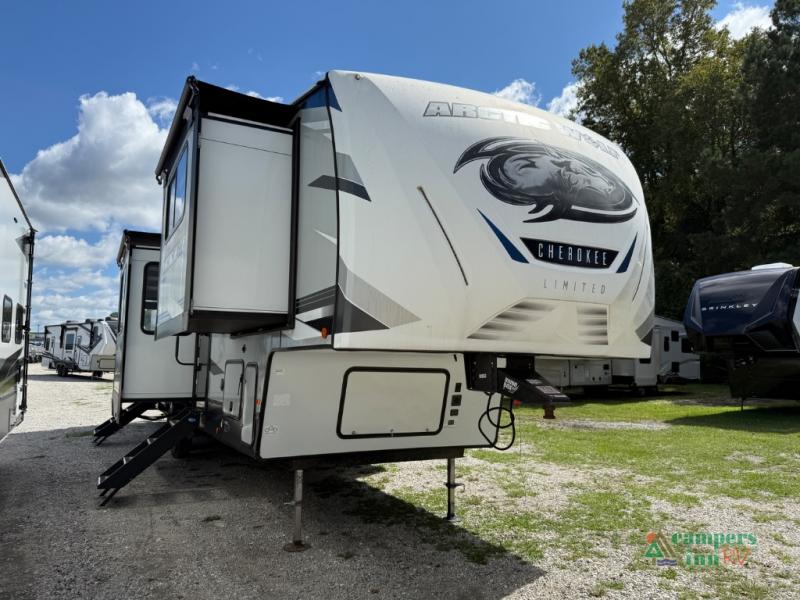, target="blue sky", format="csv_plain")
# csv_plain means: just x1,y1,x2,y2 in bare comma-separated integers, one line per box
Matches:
0,1,773,331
